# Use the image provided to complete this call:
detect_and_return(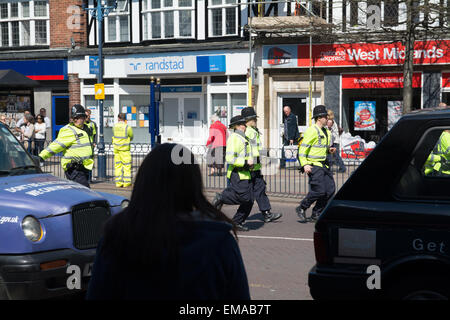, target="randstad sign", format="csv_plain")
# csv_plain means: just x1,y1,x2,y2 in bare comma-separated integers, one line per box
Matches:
125,54,226,75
